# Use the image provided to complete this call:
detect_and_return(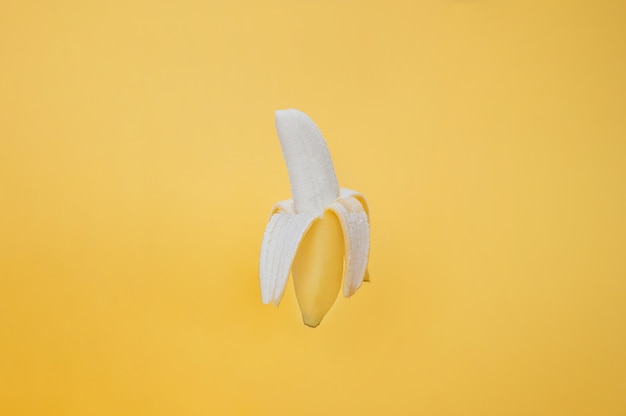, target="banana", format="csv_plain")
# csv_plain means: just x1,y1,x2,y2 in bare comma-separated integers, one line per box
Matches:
259,109,370,327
